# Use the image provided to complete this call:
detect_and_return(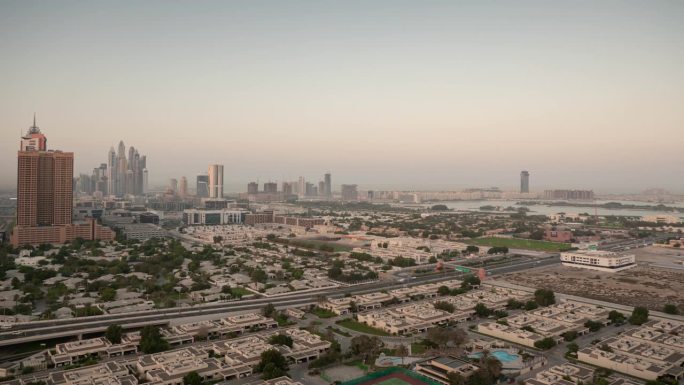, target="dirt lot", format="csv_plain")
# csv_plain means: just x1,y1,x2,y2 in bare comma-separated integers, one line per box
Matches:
500,247,683,313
